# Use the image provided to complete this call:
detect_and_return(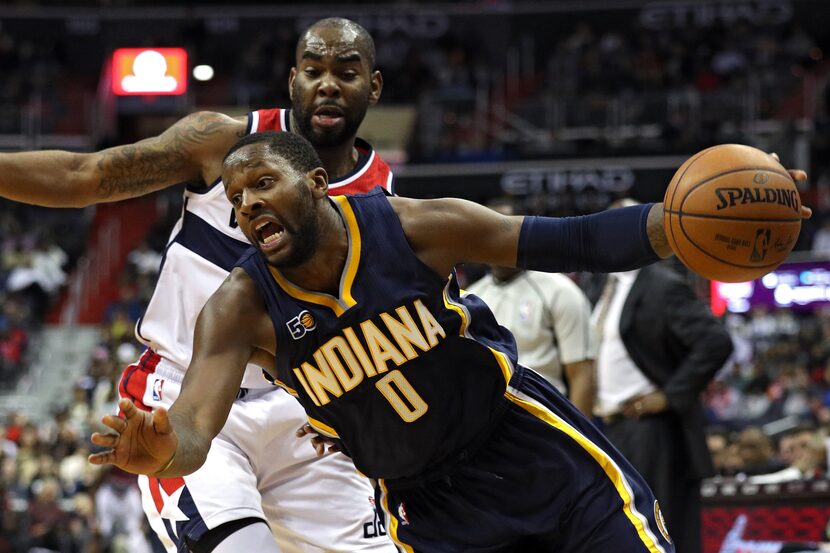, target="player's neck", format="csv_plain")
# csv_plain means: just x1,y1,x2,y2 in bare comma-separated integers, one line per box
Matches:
279,202,348,296
316,140,359,180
